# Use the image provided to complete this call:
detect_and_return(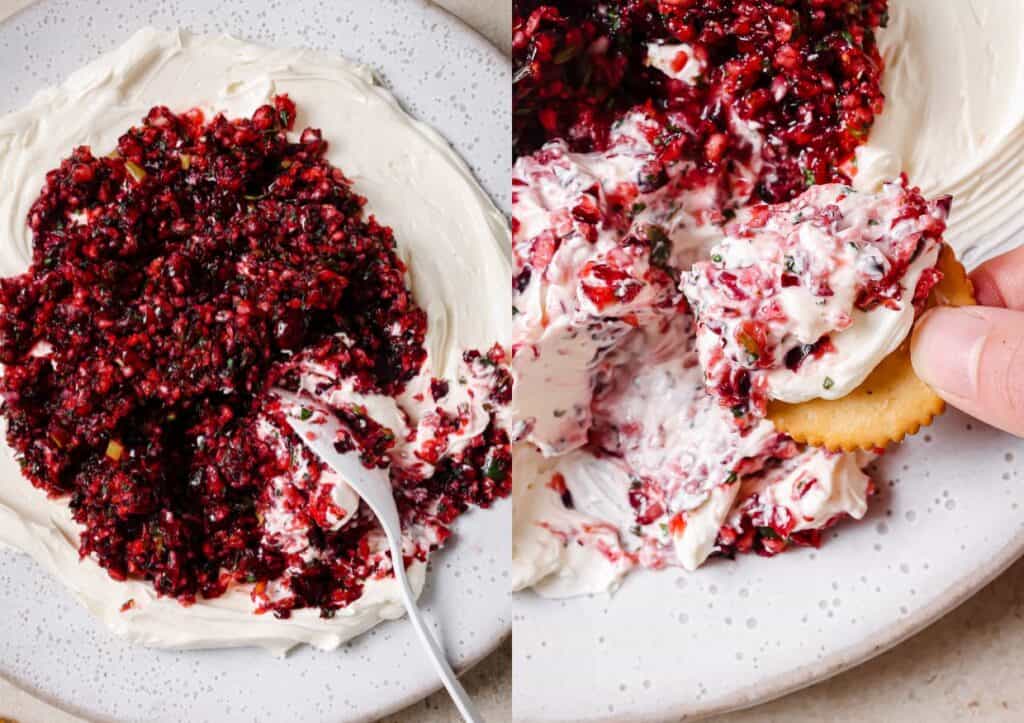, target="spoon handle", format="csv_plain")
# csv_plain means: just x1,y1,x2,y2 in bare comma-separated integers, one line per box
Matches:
388,533,484,723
